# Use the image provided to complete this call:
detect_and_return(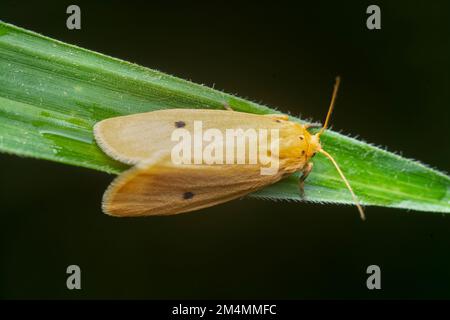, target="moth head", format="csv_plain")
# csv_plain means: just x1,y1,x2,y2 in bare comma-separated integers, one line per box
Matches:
301,129,321,160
